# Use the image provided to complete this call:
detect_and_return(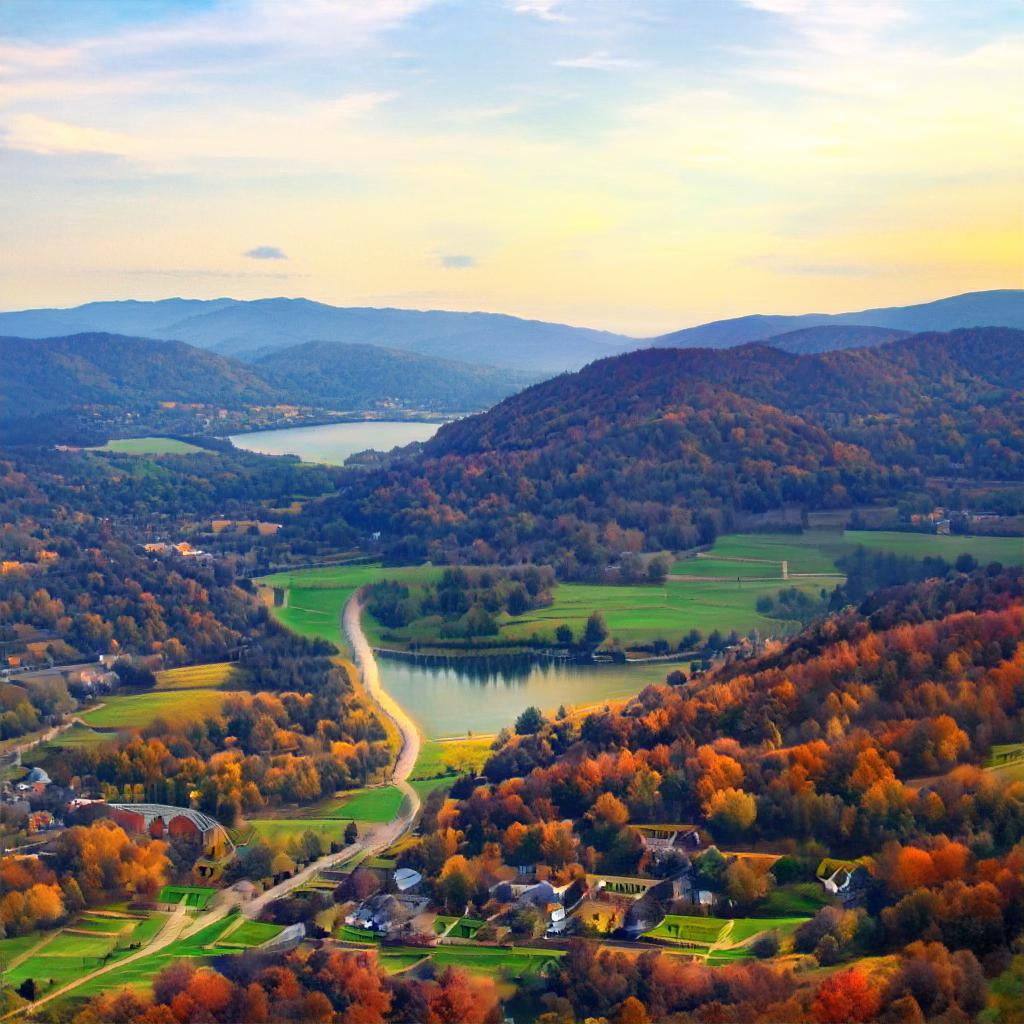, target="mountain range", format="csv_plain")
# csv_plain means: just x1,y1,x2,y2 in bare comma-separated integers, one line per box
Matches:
1,289,1020,373
327,326,1024,567
0,333,534,427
